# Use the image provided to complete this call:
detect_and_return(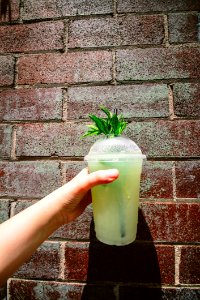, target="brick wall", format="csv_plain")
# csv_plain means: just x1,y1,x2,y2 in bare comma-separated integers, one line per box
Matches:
0,0,200,299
